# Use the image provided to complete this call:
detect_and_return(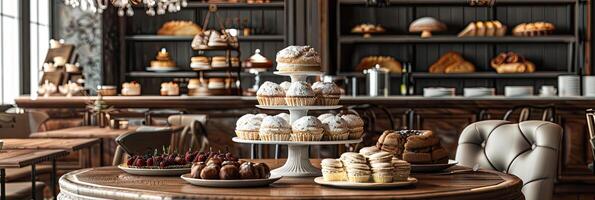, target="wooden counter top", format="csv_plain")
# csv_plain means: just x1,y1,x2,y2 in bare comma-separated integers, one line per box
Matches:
15,95,595,109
